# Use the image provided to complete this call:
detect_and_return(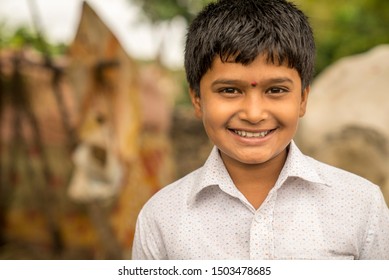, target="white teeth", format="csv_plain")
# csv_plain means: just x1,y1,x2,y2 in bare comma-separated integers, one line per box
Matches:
234,129,271,138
